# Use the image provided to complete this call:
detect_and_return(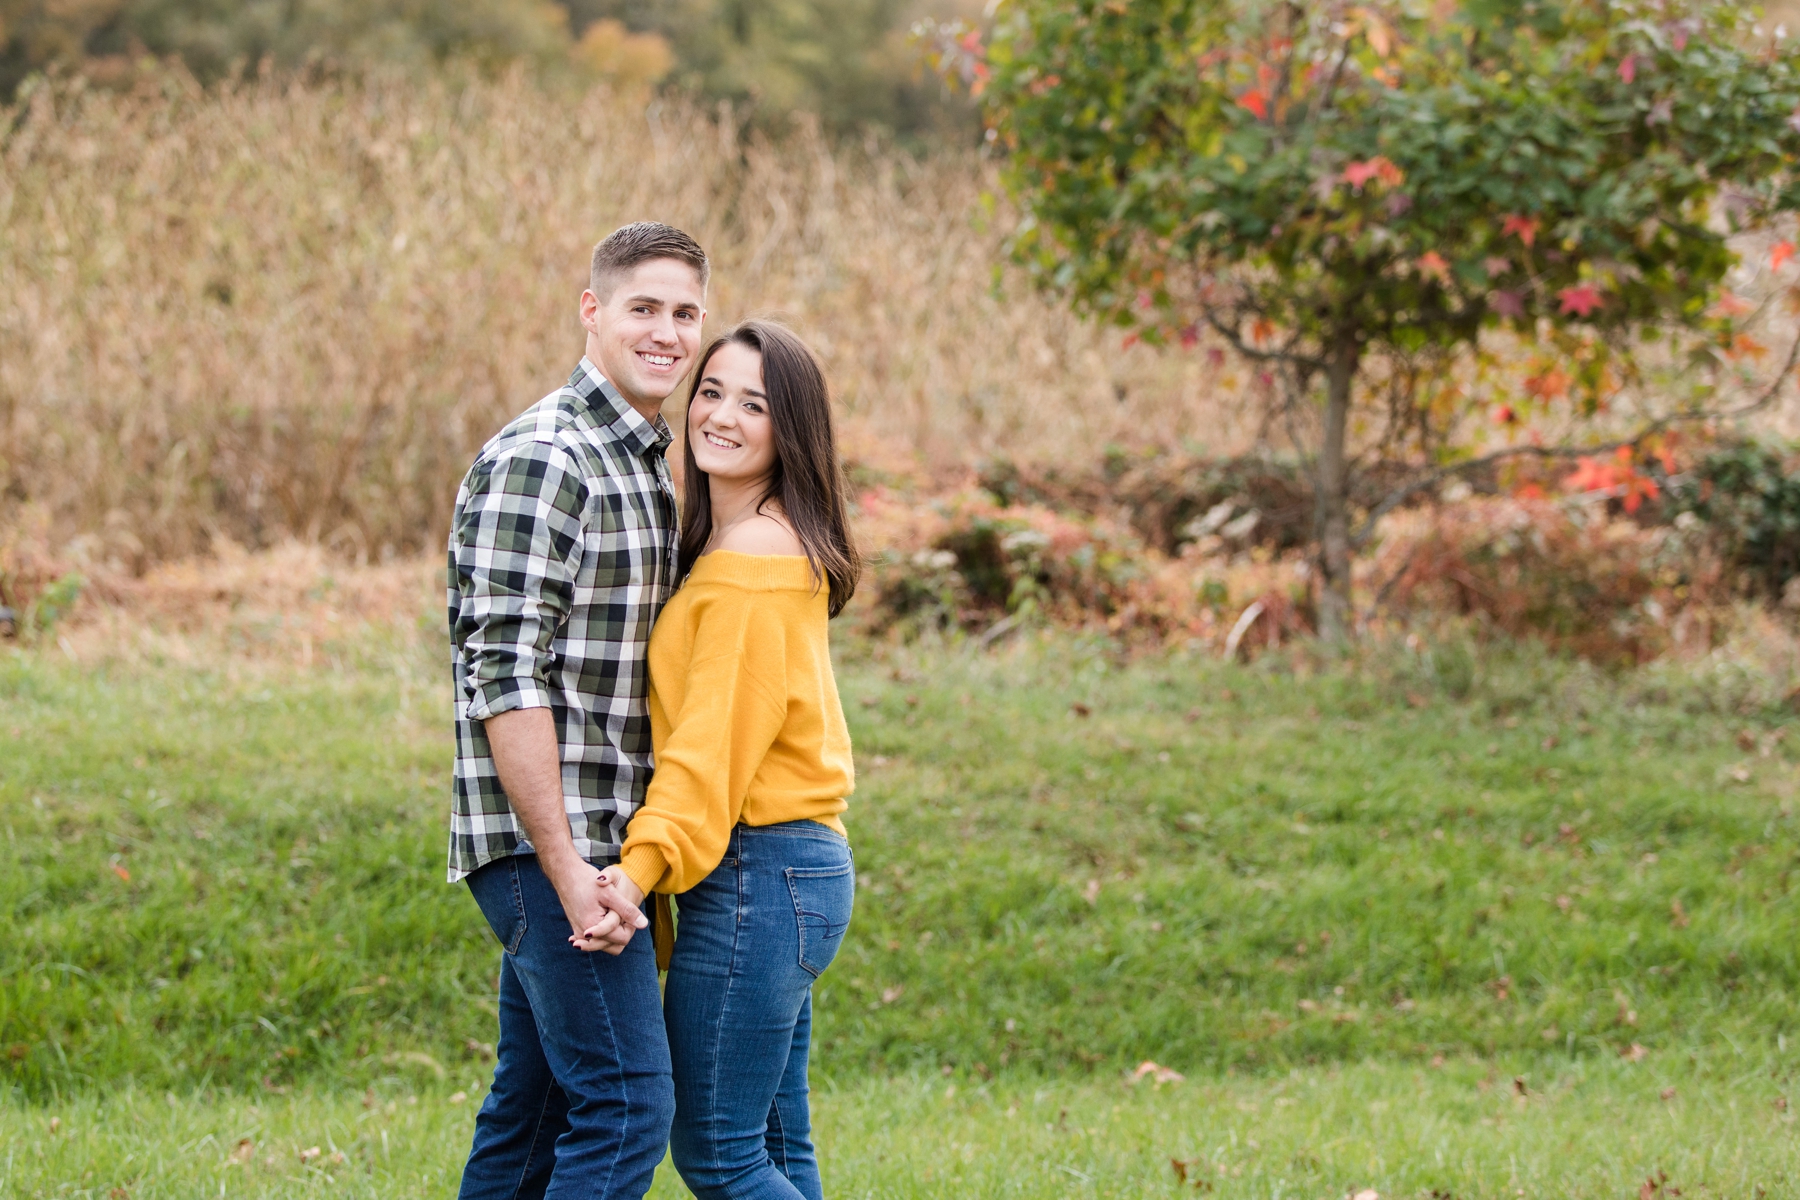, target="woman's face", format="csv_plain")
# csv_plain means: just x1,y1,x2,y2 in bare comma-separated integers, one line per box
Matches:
688,341,777,486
